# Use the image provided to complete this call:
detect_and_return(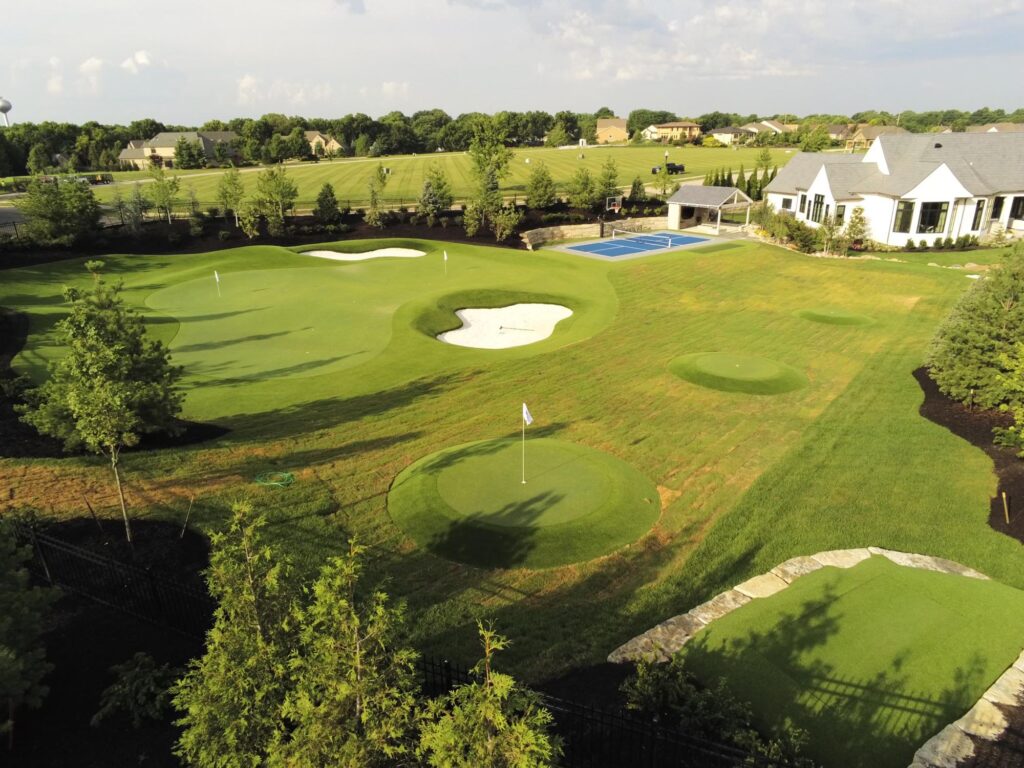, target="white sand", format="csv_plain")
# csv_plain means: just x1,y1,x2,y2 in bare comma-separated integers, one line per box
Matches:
303,247,426,262
437,303,573,349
